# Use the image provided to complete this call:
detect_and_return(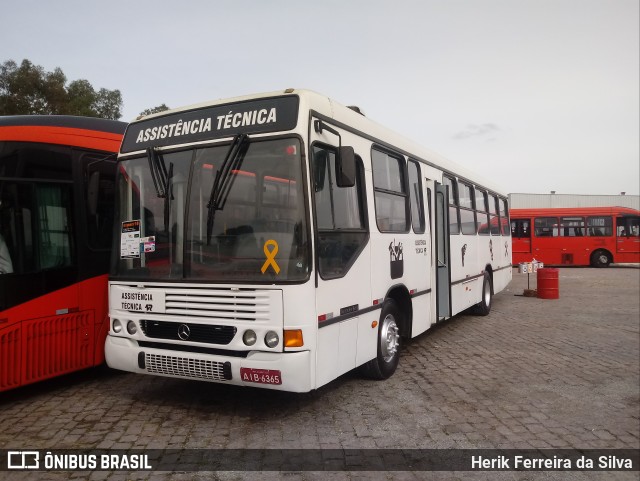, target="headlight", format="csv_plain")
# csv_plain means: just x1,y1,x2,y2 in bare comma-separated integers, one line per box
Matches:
264,331,279,348
127,320,137,335
243,330,257,346
112,319,122,333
